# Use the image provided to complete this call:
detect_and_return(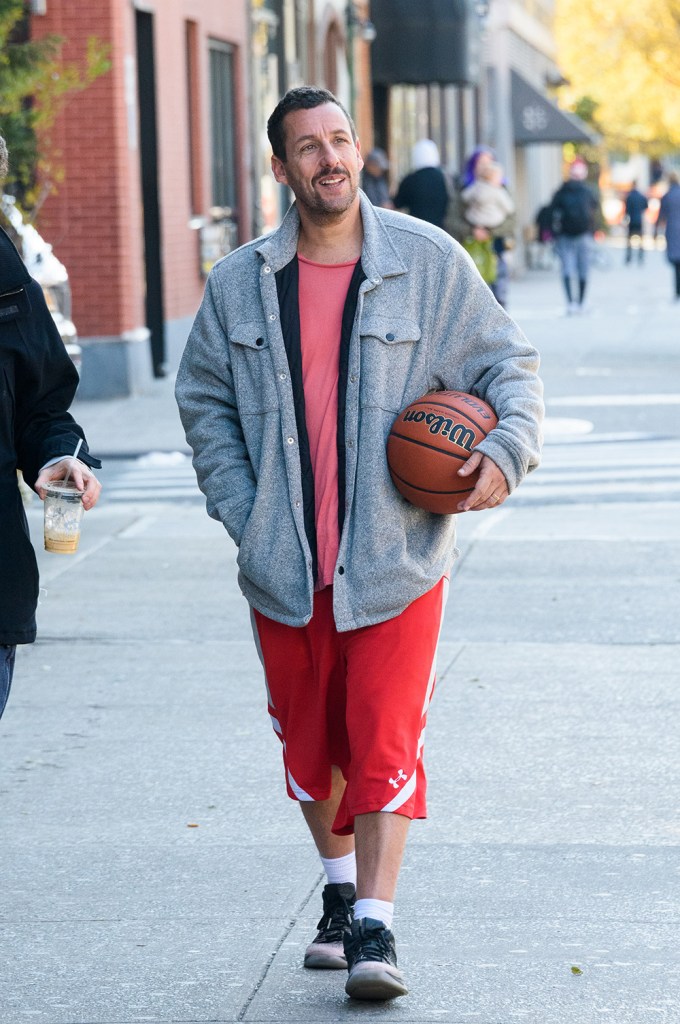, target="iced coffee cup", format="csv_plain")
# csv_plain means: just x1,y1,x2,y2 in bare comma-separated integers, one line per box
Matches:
43,481,85,554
